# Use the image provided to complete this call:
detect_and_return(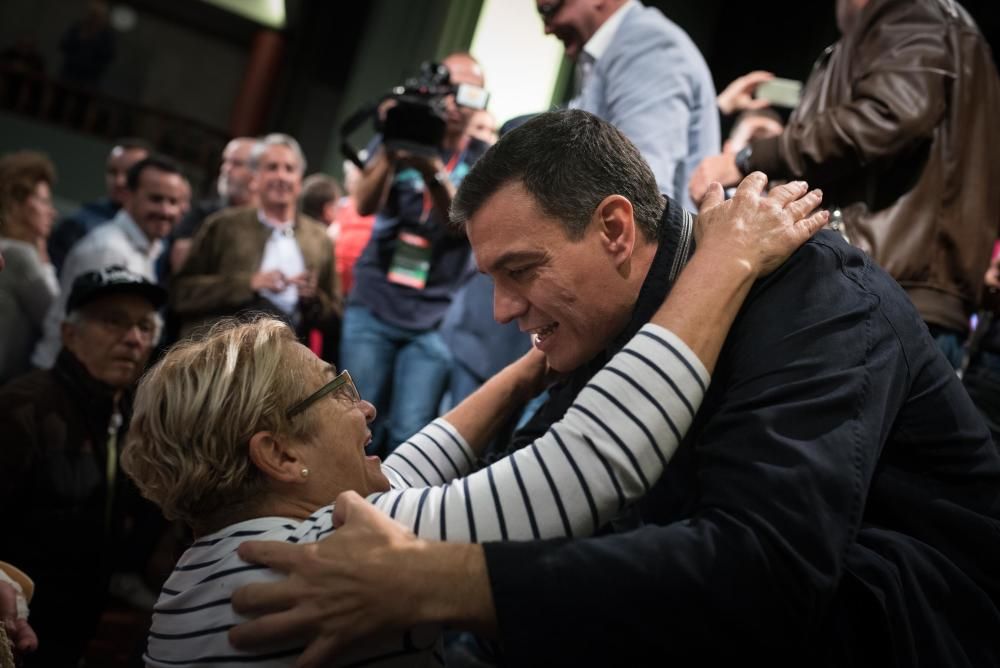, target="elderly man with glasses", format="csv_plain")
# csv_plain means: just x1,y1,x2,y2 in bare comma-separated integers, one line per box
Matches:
0,266,165,667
